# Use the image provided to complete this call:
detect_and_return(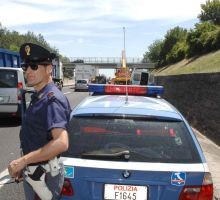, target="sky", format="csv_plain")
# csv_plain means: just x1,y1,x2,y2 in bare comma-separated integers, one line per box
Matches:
0,0,207,77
